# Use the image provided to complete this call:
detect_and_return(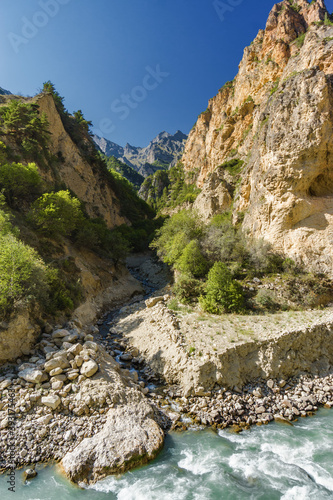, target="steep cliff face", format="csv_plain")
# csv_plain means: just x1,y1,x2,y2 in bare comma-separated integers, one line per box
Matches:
182,0,333,273
35,93,126,228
